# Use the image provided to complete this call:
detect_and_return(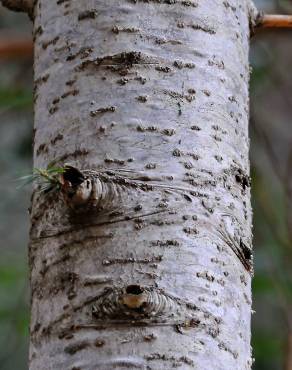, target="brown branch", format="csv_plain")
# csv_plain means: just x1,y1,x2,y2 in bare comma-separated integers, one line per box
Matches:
257,14,292,29
0,0,34,19
0,34,33,59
